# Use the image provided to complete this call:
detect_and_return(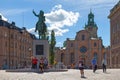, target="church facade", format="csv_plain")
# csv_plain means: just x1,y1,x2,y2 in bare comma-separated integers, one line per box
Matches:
55,11,108,68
